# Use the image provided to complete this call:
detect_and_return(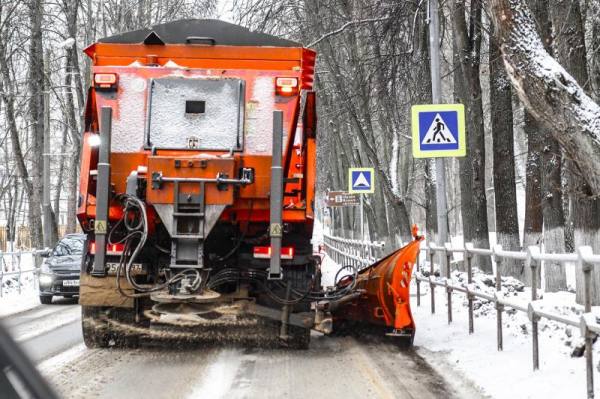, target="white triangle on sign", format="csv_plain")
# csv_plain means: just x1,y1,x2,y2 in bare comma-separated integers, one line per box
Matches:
353,172,371,188
421,113,457,145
